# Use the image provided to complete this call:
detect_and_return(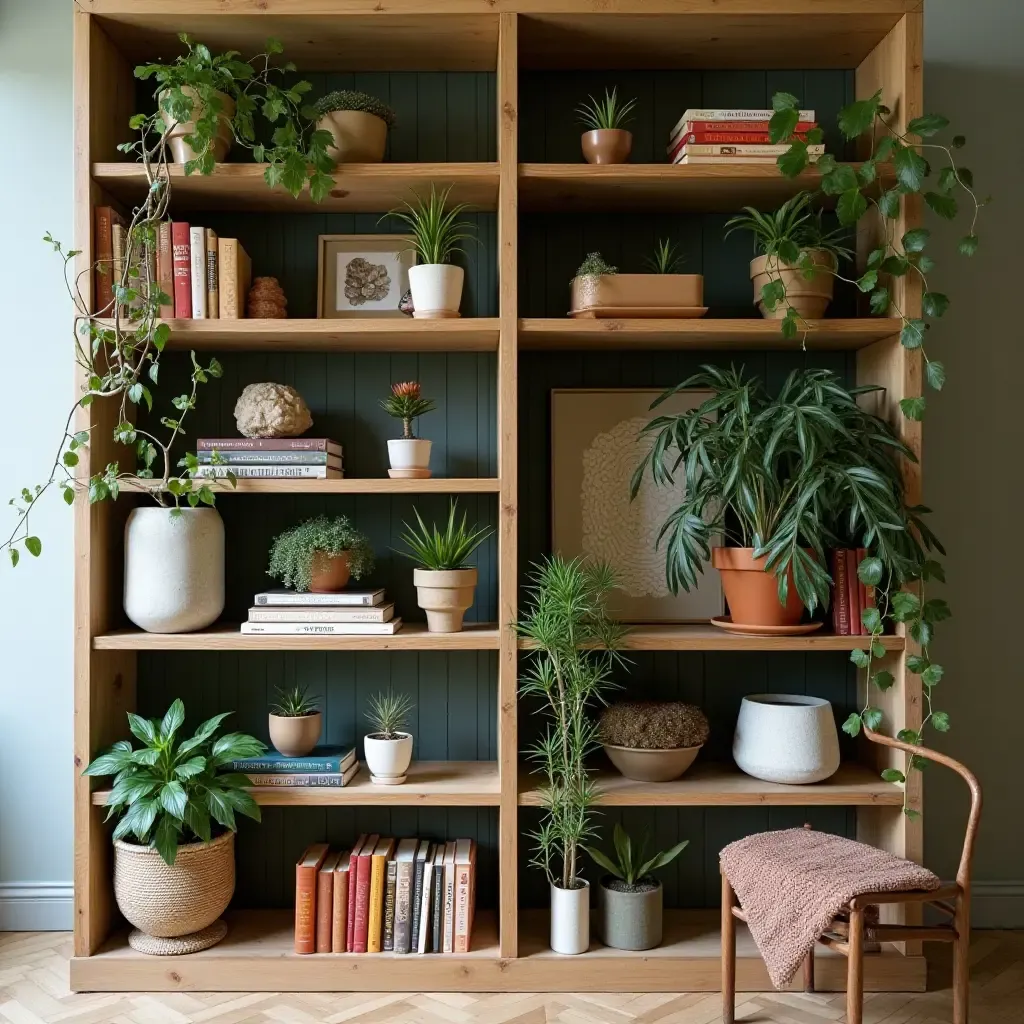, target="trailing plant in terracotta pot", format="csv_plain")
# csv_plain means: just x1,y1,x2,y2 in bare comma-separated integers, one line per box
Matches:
589,824,688,951
313,89,396,163
516,556,626,955
268,684,322,758
267,515,374,593
599,701,710,782
381,381,436,479
363,690,415,785
400,501,493,633
577,87,636,164
83,699,263,953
